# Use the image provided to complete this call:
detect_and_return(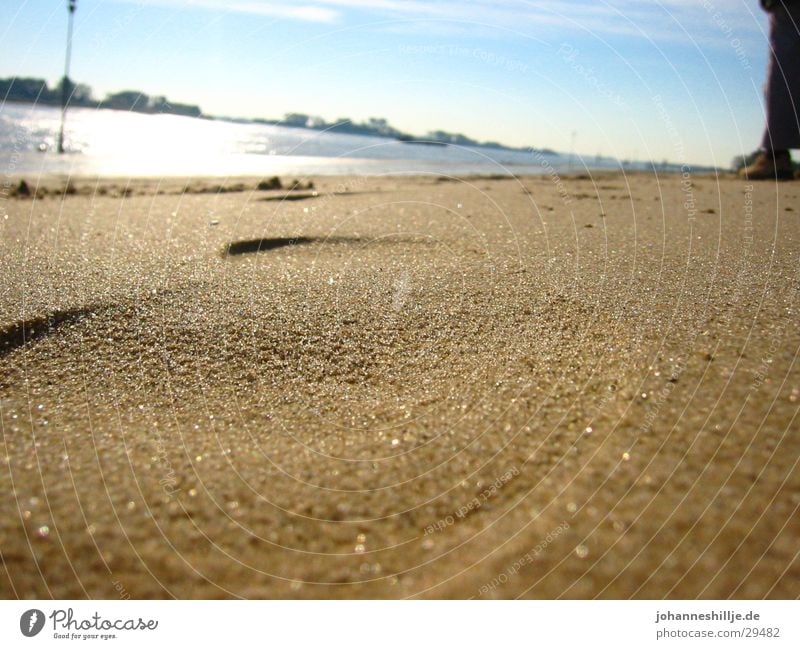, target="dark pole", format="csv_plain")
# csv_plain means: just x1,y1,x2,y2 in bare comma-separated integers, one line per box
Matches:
57,0,77,154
